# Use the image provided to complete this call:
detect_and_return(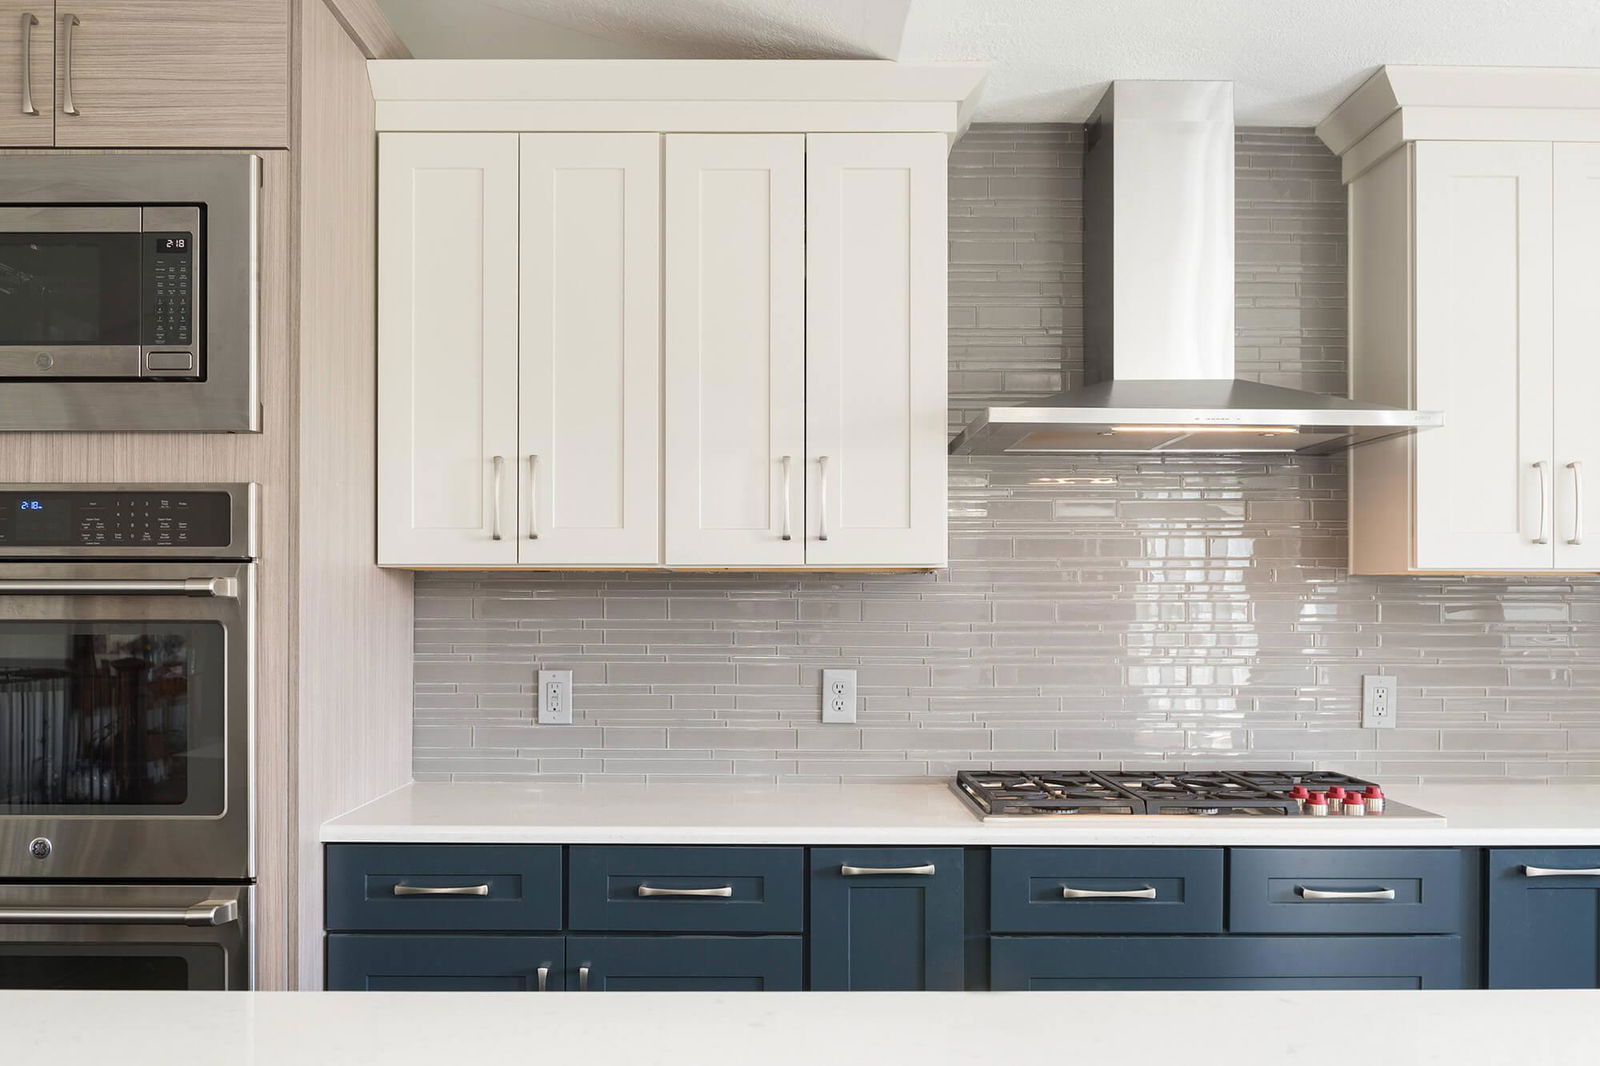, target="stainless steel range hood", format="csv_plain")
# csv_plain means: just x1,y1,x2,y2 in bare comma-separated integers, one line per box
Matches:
950,80,1441,457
